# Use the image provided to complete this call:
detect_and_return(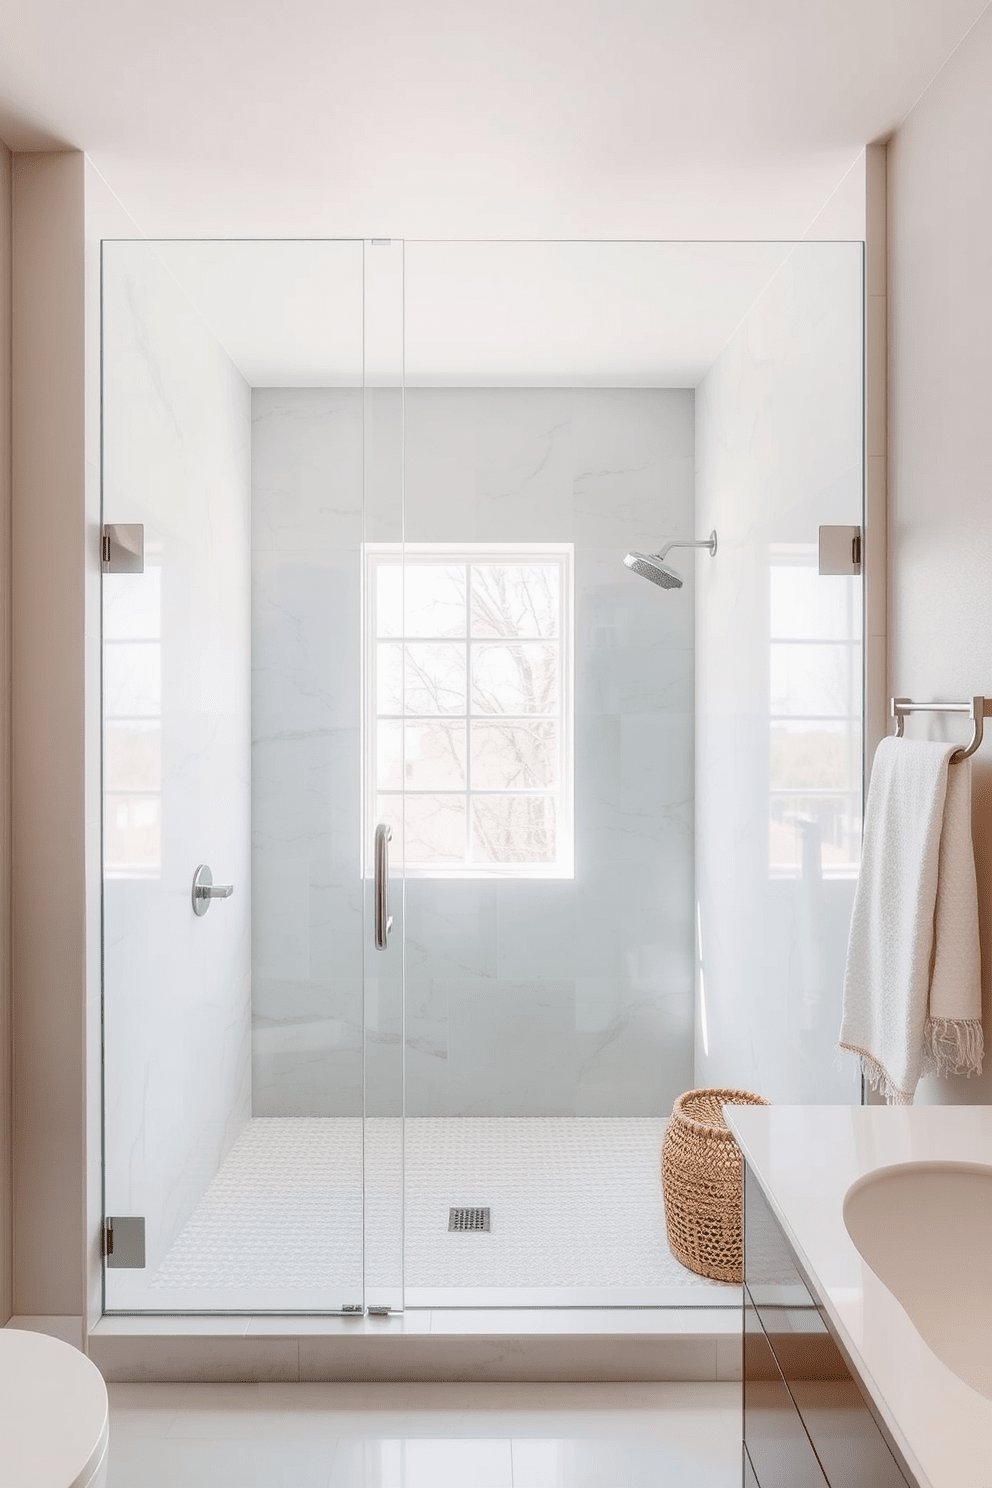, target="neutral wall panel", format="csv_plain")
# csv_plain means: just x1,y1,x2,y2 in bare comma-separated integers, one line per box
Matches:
11,150,87,1314
888,4,992,1103
0,140,12,1326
